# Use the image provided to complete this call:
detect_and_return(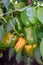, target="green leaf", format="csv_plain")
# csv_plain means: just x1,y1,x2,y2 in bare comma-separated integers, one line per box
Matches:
37,7,43,24
0,24,4,40
14,2,26,9
0,42,4,50
6,18,17,32
6,23,13,32
38,32,43,39
26,6,38,25
2,0,10,10
40,39,43,57
24,57,33,65
0,8,3,15
20,8,31,27
15,6,29,12
32,25,38,43
34,48,41,60
20,6,38,27
34,48,43,65
14,0,23,2
15,17,22,33
9,48,15,60
16,53,23,63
